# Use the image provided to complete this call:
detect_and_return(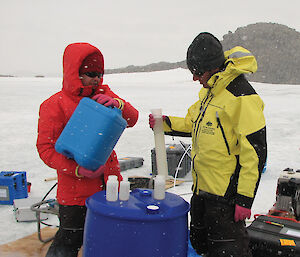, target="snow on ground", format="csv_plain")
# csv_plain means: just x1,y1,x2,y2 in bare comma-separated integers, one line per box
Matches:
0,68,299,245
